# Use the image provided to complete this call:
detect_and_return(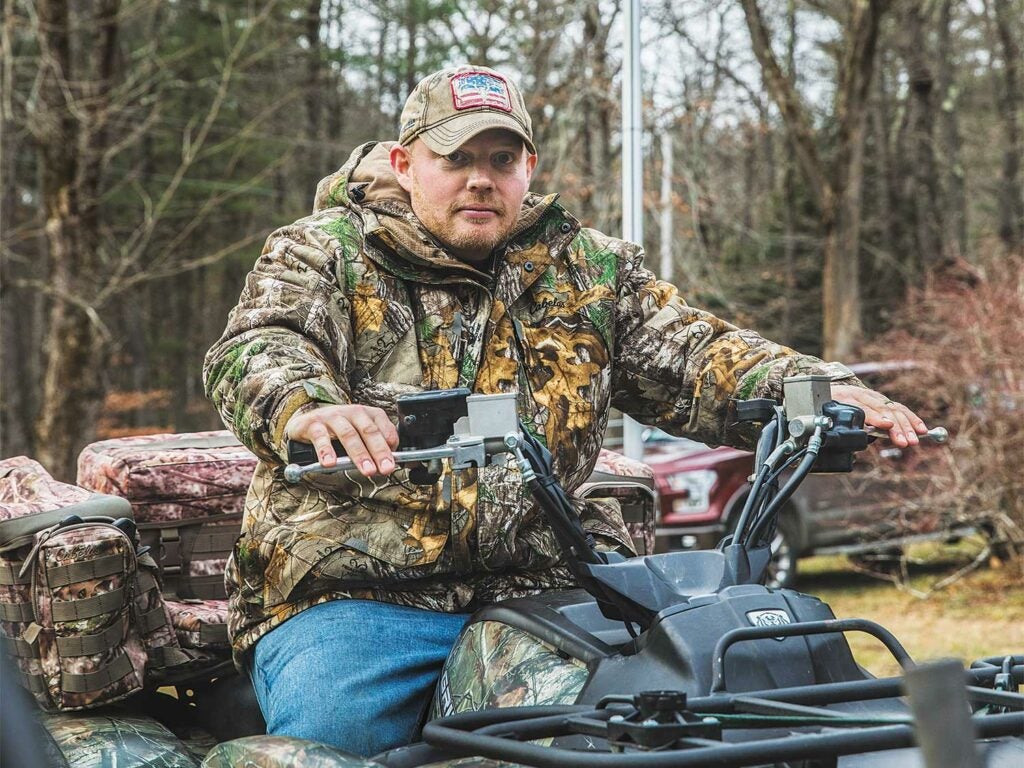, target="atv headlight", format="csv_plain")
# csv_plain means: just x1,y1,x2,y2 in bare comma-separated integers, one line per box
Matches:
665,469,717,514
